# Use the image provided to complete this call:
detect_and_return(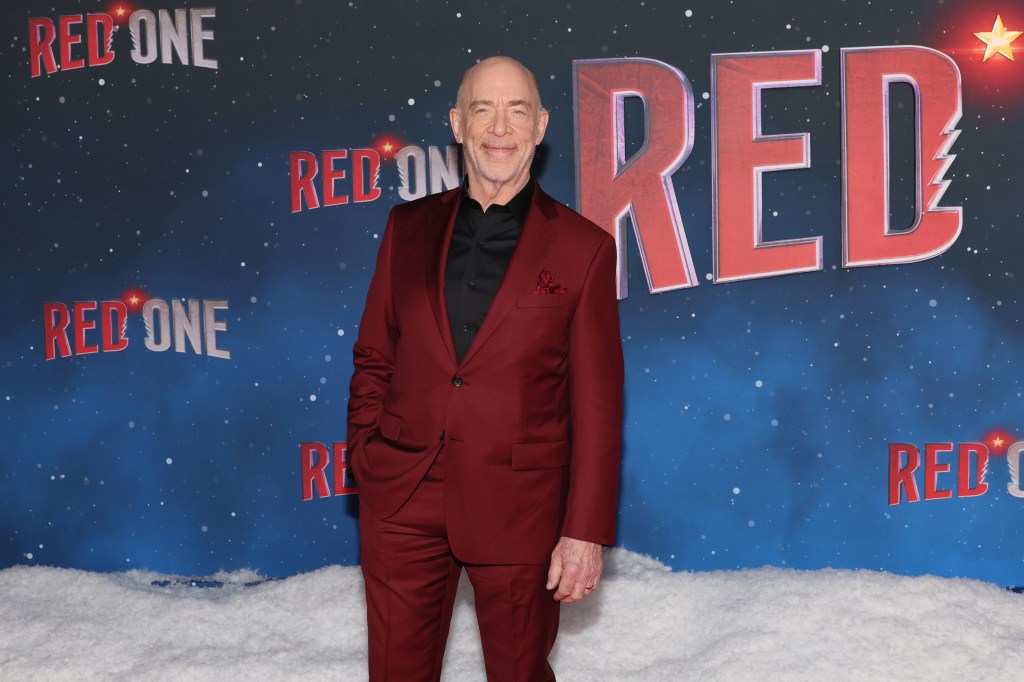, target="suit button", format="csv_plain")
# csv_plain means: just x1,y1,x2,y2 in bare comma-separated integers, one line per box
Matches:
452,376,463,387
439,429,446,440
